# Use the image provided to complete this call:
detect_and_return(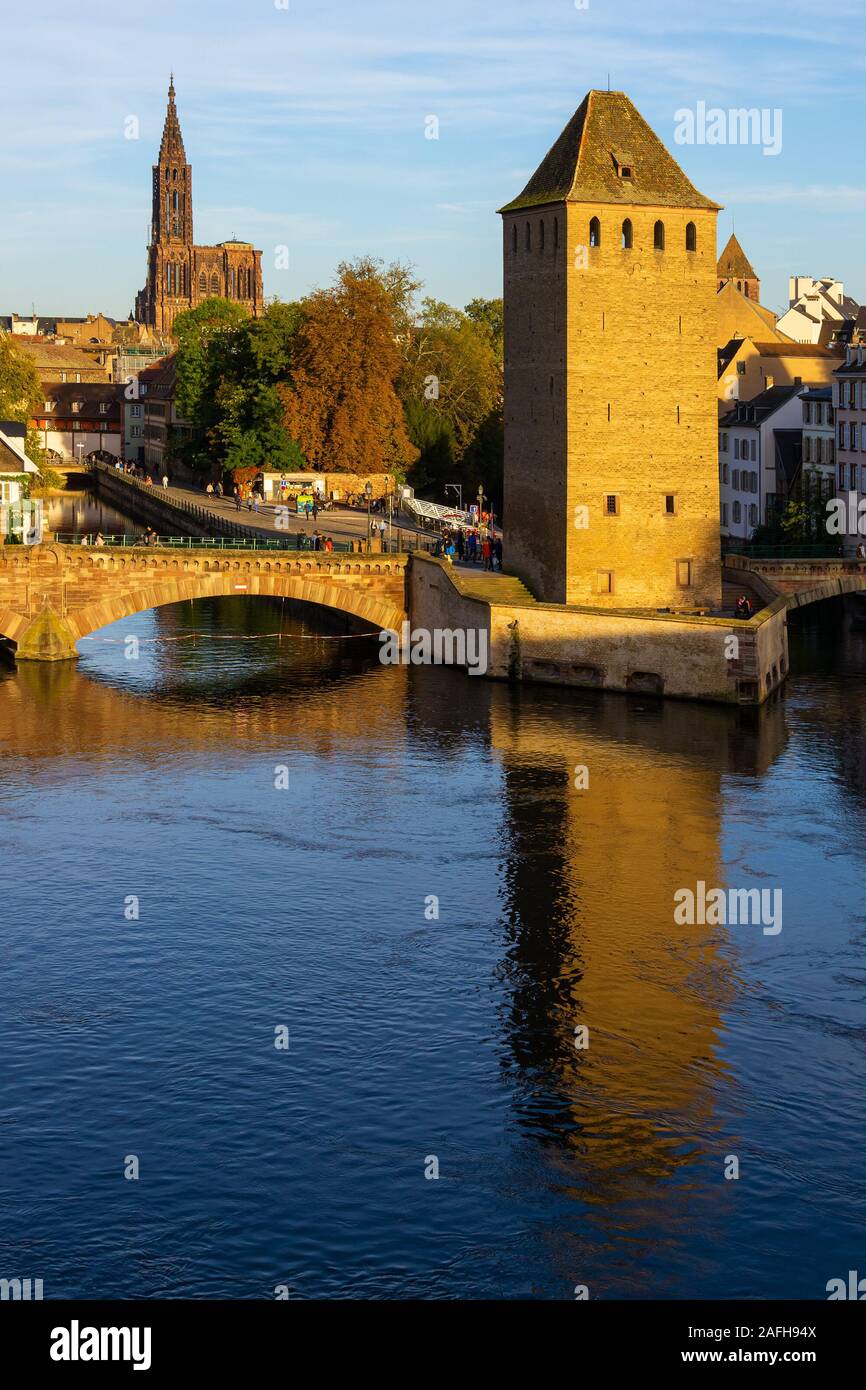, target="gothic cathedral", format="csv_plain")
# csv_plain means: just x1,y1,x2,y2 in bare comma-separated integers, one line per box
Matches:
135,78,264,336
